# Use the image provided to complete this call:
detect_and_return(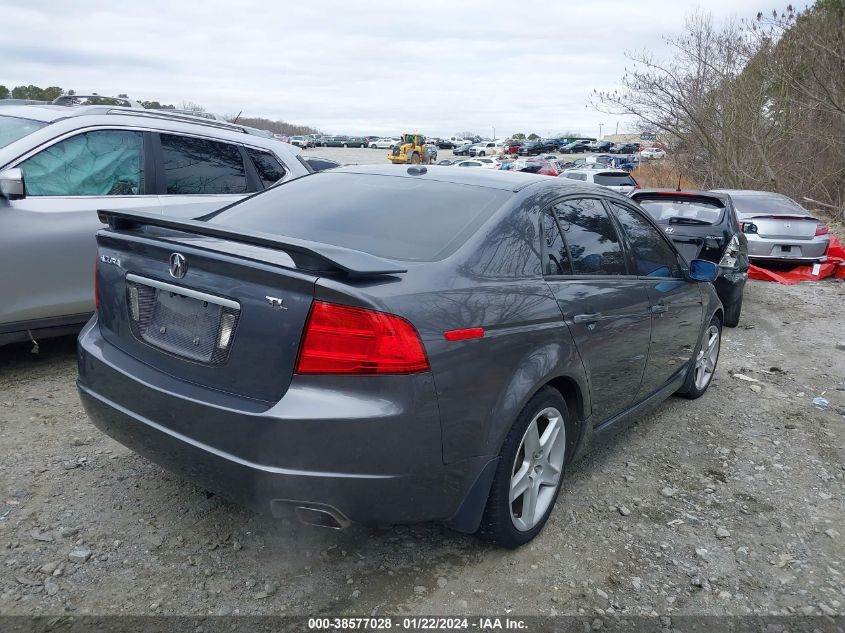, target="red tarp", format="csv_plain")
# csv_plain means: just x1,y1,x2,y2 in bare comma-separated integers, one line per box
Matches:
748,235,845,285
